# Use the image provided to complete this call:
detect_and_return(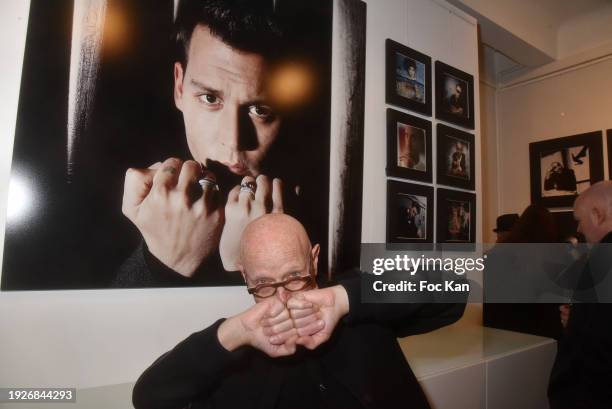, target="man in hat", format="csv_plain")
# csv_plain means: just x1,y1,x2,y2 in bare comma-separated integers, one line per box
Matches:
493,213,519,242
